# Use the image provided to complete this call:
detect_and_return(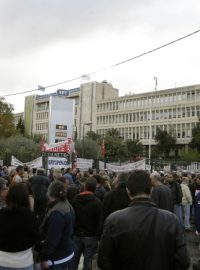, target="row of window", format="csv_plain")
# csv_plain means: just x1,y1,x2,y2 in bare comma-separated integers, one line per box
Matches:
97,106,200,125
97,89,200,112
36,102,49,111
97,123,195,141
36,112,49,120
35,122,48,131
